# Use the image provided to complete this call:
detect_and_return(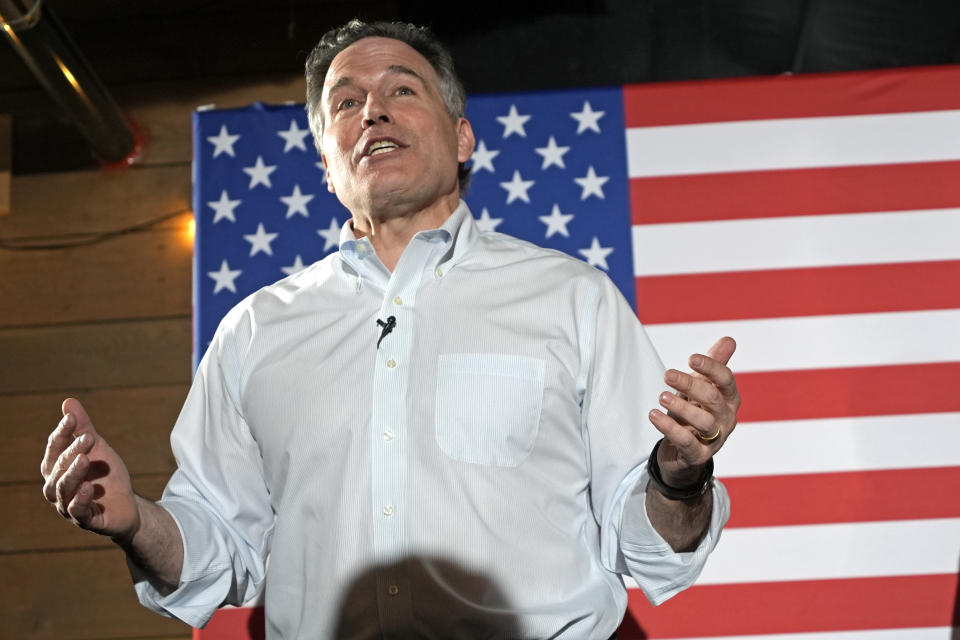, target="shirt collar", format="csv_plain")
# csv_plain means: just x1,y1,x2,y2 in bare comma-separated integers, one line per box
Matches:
337,199,479,286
